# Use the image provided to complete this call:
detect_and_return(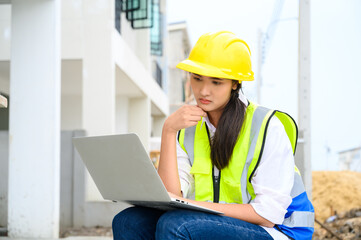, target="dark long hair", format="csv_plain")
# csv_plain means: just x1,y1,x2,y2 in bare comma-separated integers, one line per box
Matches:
210,82,246,169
